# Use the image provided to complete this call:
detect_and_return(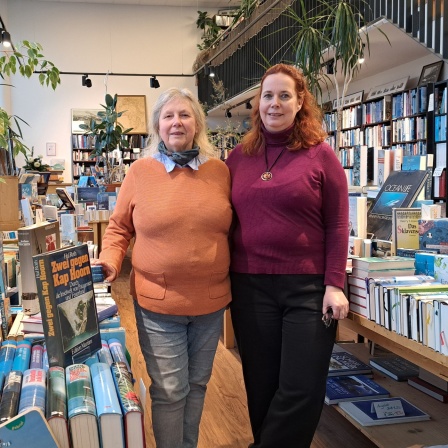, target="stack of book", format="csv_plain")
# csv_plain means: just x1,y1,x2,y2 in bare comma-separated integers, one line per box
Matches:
329,344,372,377
407,368,448,403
